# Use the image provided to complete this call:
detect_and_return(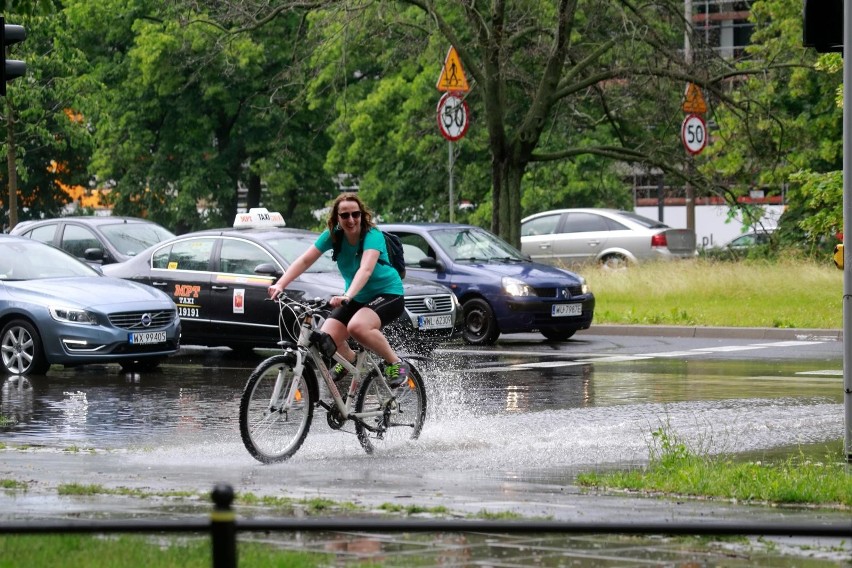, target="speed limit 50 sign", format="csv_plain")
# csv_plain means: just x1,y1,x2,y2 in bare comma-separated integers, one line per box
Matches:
681,114,707,155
